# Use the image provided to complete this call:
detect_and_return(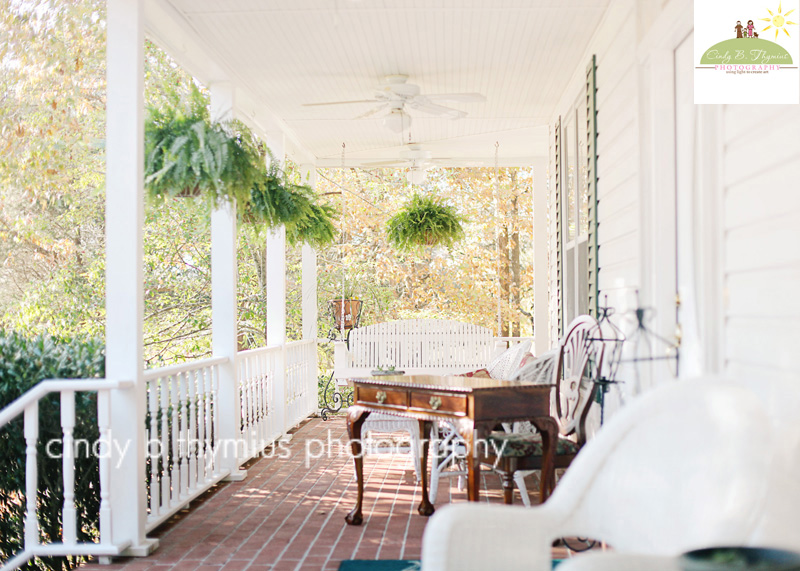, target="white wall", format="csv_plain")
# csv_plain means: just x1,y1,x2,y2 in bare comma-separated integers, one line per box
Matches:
721,104,800,382
549,0,800,423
